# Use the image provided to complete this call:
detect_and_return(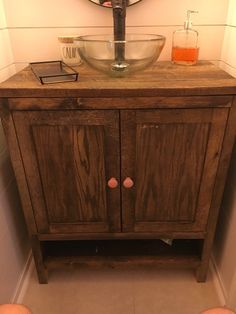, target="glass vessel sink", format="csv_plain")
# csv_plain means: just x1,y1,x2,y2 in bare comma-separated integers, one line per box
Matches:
75,34,165,76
